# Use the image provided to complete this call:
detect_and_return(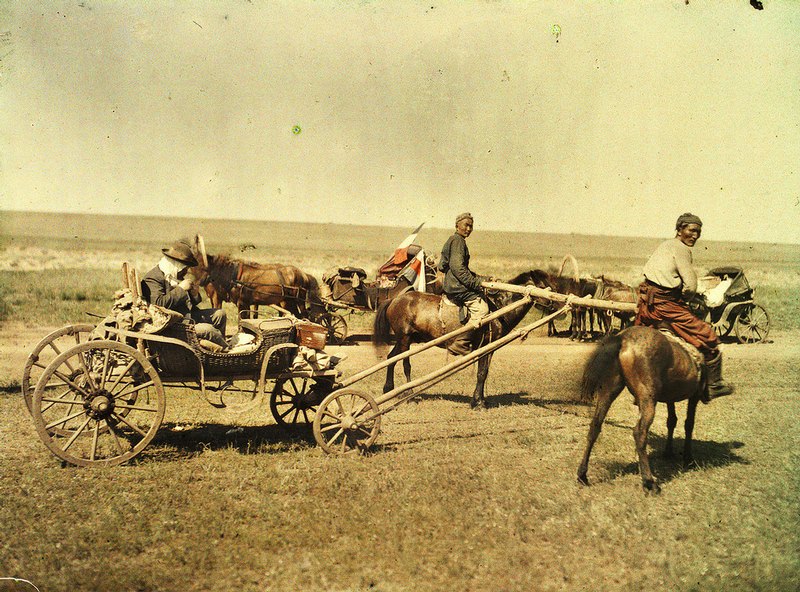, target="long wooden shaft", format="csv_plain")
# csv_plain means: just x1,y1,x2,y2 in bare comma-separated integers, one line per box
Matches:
338,294,534,389
482,281,638,313
373,304,569,408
